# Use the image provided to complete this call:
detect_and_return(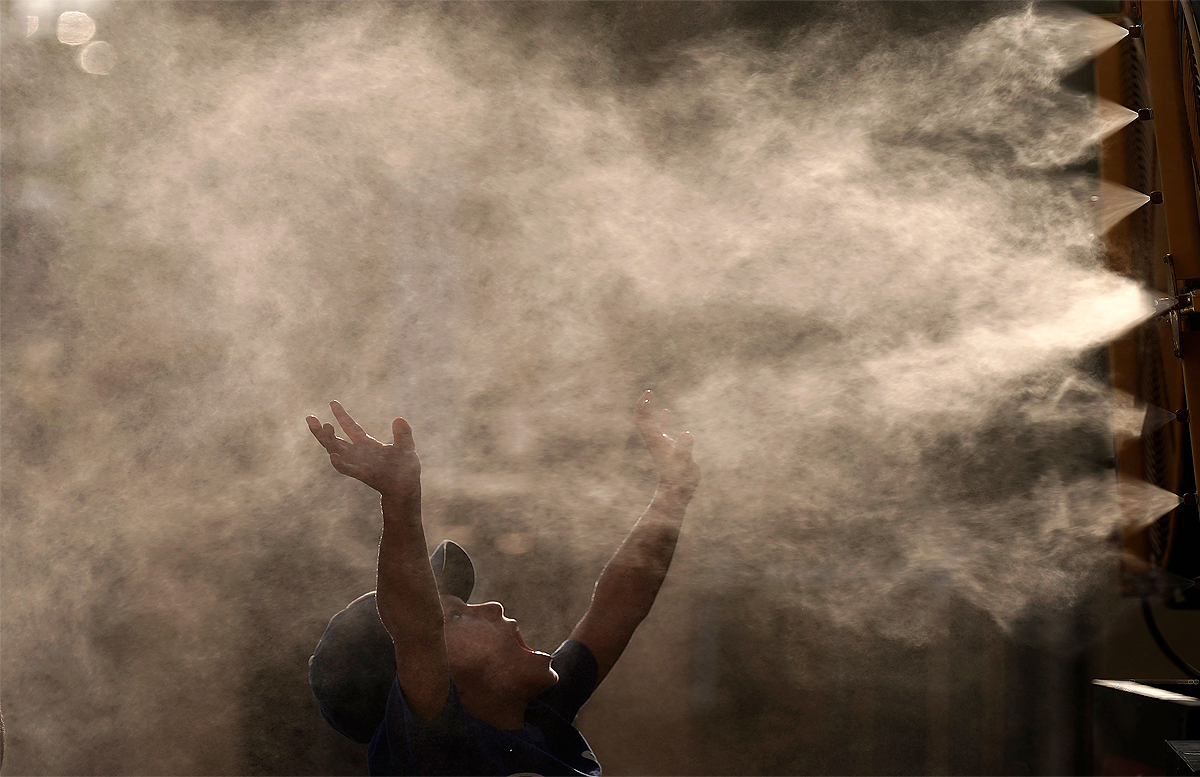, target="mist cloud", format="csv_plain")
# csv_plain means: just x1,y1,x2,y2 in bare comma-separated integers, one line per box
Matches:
2,2,1165,772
